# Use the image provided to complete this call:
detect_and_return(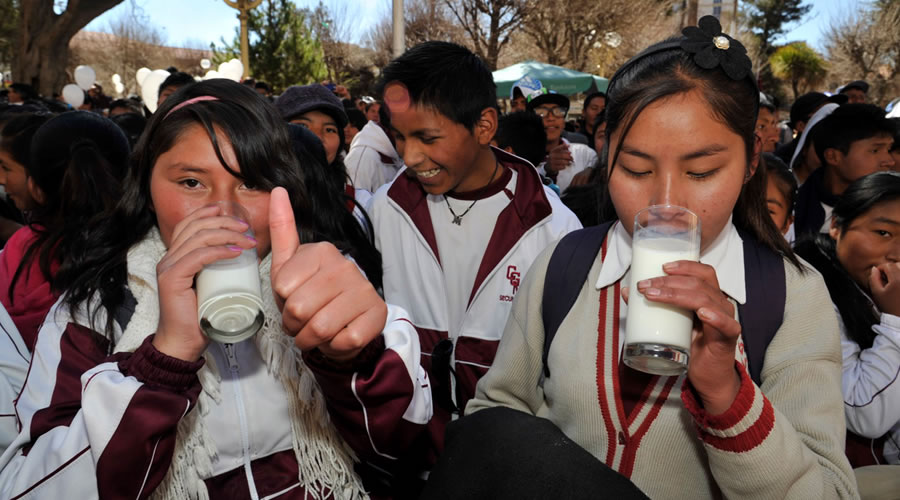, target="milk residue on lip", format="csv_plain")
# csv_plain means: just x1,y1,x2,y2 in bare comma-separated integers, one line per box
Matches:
625,237,698,348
